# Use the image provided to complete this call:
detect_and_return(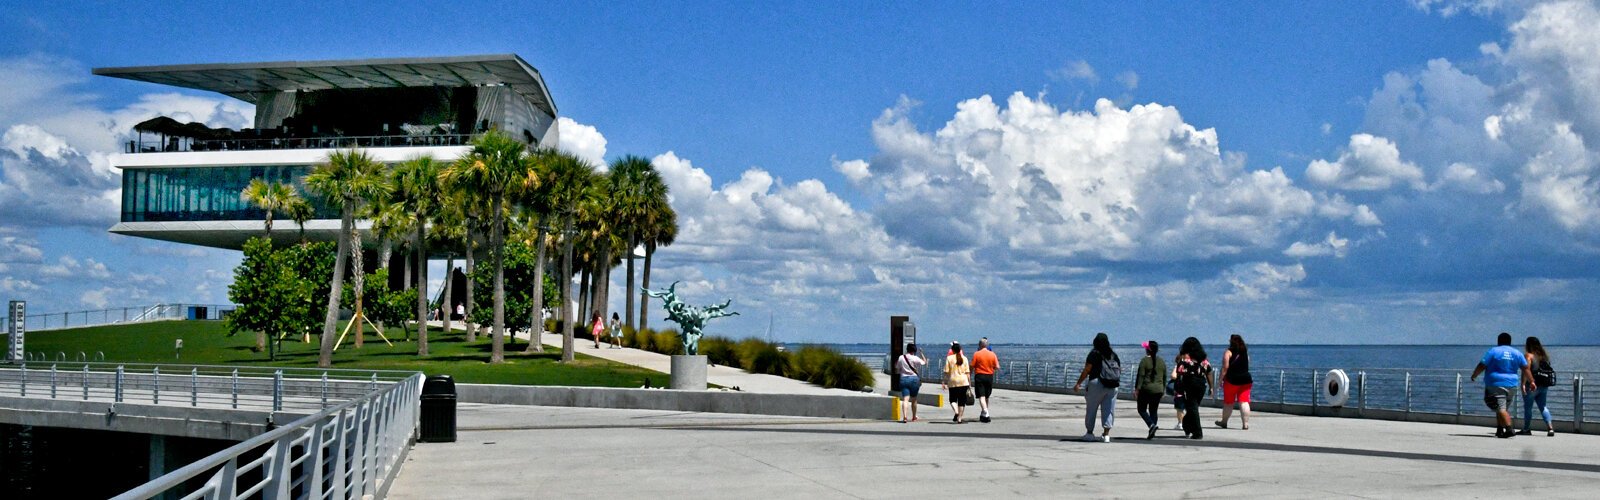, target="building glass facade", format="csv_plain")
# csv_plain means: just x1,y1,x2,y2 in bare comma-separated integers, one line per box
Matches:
120,166,338,222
